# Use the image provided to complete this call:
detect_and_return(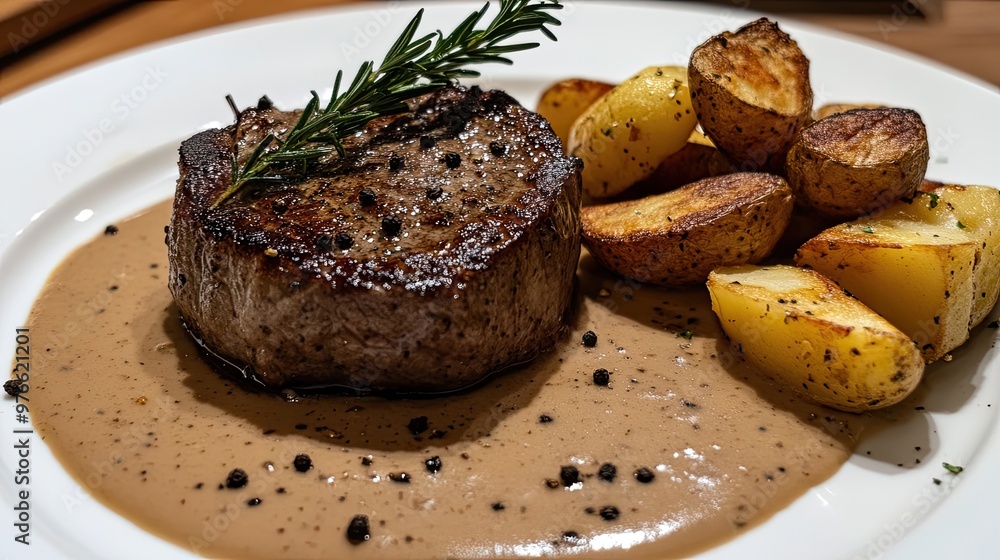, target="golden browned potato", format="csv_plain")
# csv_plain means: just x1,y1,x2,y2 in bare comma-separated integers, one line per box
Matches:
688,18,813,174
569,65,699,198
814,103,884,121
786,108,929,219
796,184,1000,362
582,173,793,287
536,78,615,147
796,217,977,362
915,185,1000,326
707,265,925,412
